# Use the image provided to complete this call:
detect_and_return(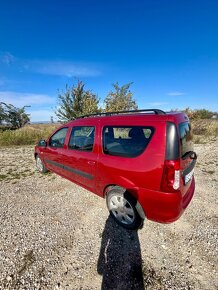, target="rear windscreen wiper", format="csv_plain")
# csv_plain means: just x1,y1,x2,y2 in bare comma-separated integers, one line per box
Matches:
182,151,197,160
